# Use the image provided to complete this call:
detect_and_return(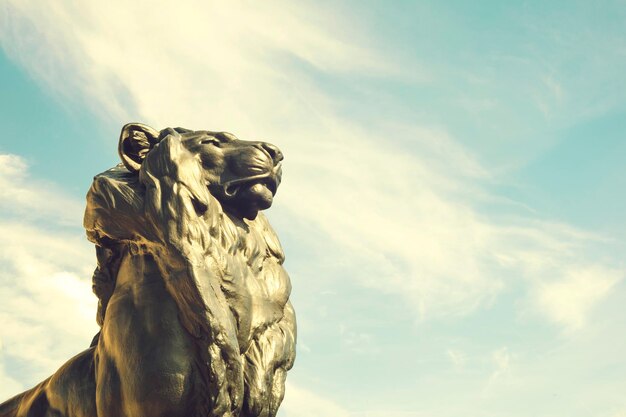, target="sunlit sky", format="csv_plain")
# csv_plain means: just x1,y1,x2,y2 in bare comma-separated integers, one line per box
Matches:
1,1,626,416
